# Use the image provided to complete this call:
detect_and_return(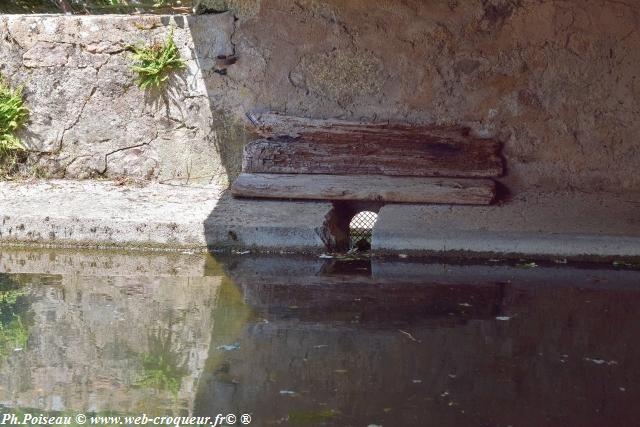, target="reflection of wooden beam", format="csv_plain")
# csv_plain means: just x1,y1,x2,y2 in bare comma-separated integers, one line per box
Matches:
245,113,504,178
231,173,496,205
